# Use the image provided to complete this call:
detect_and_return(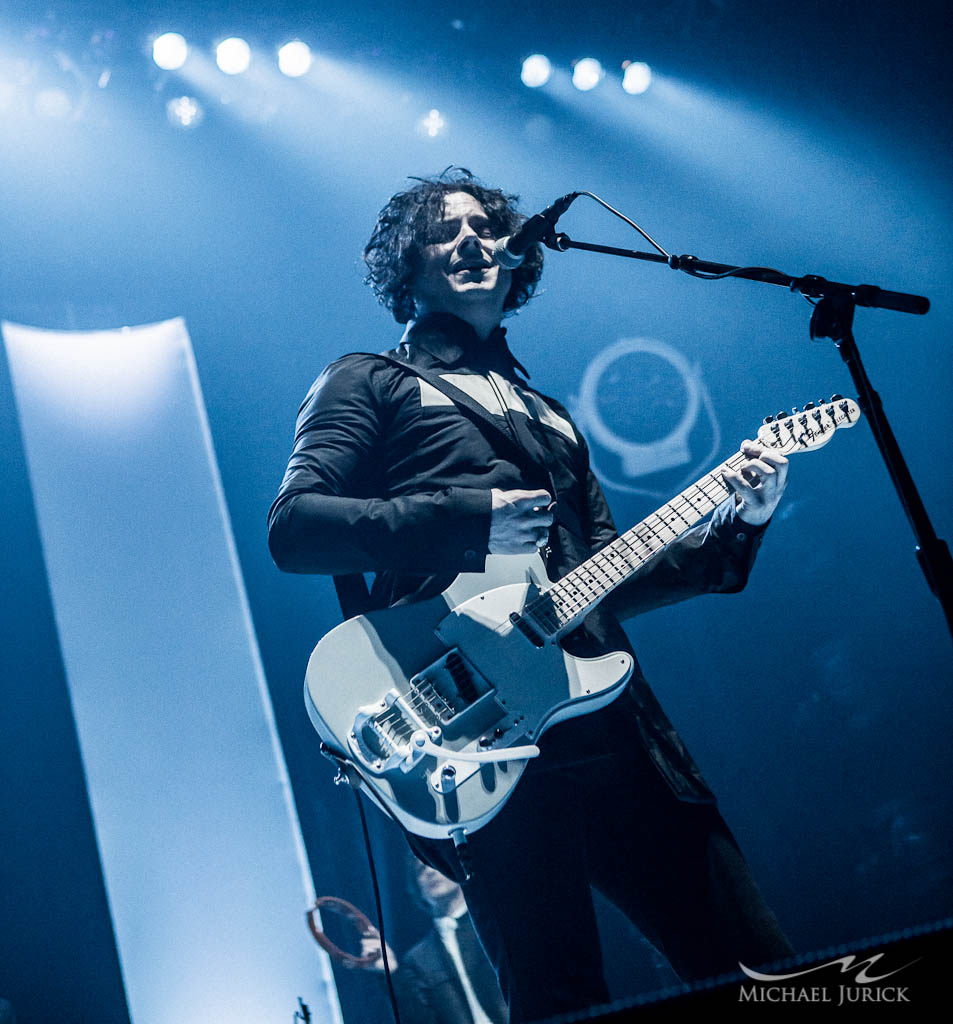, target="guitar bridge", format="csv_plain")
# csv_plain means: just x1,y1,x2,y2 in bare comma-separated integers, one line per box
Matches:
347,648,508,777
